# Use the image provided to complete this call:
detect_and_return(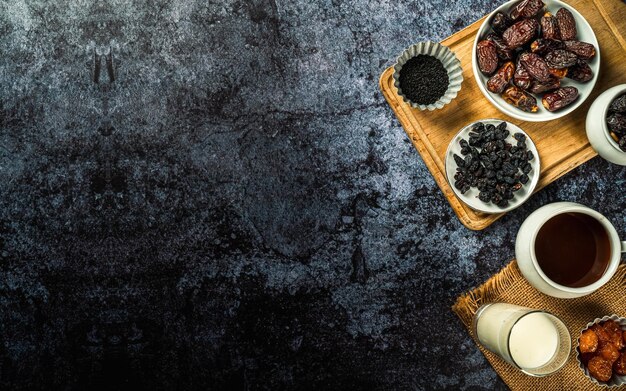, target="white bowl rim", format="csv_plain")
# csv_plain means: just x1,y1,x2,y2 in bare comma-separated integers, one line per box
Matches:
471,0,601,122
